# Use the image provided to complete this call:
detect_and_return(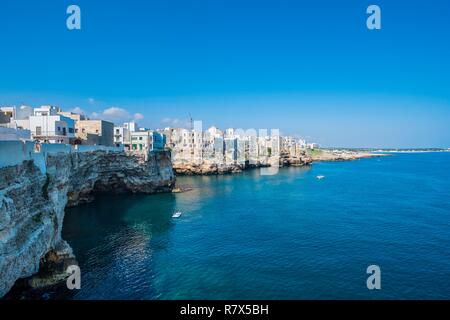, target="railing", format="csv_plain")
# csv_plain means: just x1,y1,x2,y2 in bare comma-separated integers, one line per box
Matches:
31,131,74,137
0,140,124,170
